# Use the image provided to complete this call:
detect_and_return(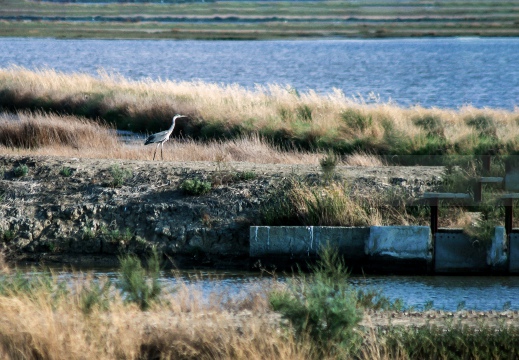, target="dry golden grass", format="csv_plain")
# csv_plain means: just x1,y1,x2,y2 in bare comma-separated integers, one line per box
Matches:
0,267,310,360
0,111,329,164
2,67,519,157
